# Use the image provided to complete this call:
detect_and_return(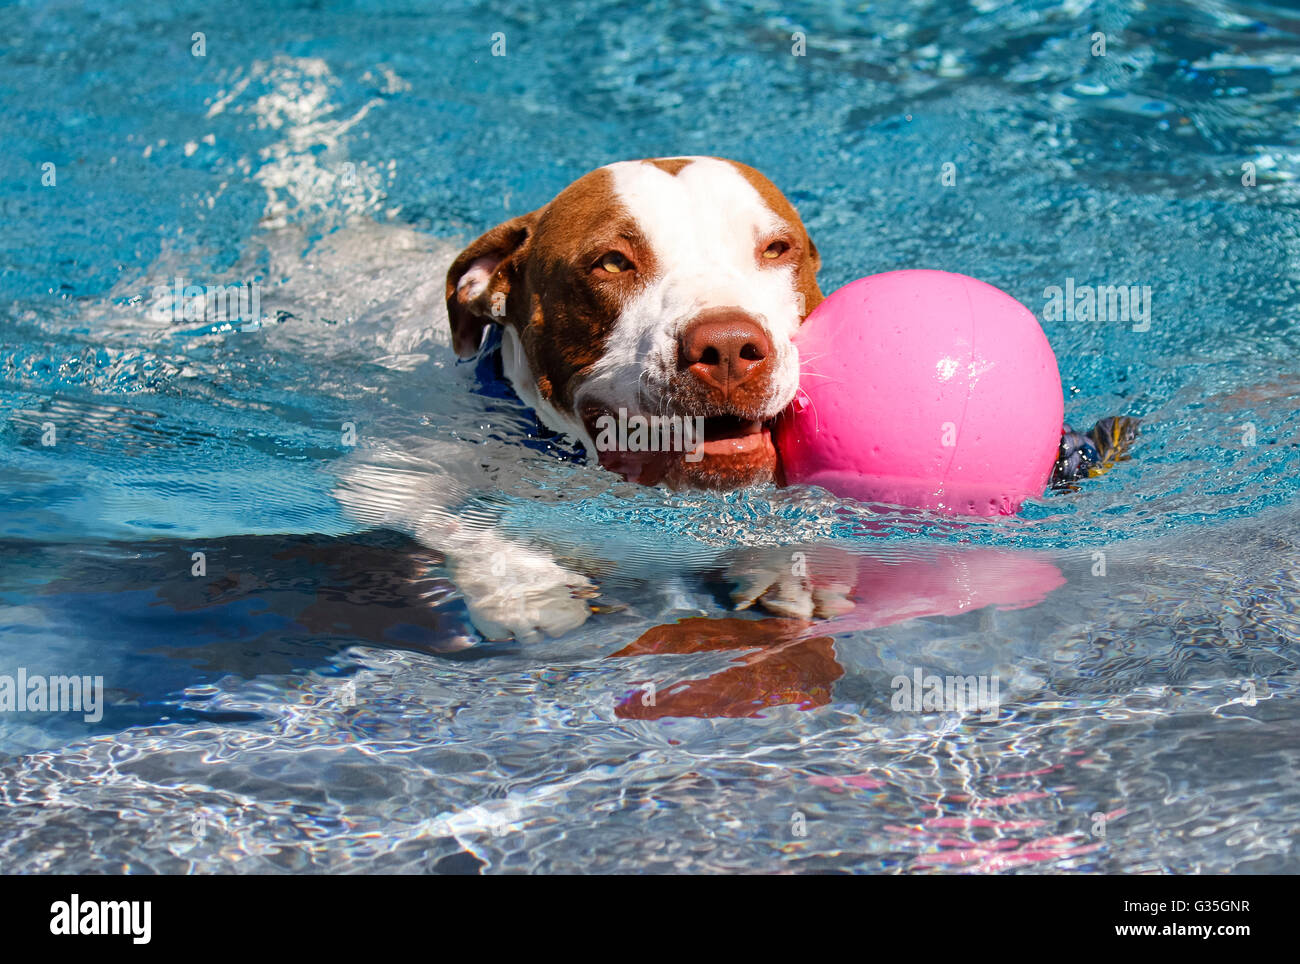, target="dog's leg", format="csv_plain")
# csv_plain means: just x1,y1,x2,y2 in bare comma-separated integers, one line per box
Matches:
439,526,596,643
334,446,596,643
724,545,857,620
